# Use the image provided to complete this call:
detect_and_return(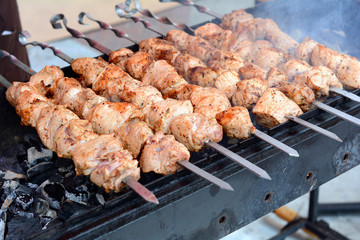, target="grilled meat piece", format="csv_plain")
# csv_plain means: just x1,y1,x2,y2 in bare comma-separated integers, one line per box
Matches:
108,48,135,71
194,23,238,50
238,62,267,80
266,67,288,88
6,81,40,107
170,113,223,152
336,57,360,89
125,51,155,80
116,119,154,158
216,106,255,139
253,88,303,128
54,119,98,159
164,83,202,100
145,98,193,134
252,47,286,72
295,37,318,64
71,57,109,86
36,105,79,152
208,51,245,74
232,78,268,109
90,102,143,135
280,59,311,81
122,85,163,112
140,132,190,175
278,83,315,112
221,9,254,30
214,70,240,99
293,66,343,97
190,87,231,119
28,65,64,97
72,134,139,192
